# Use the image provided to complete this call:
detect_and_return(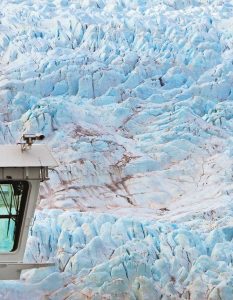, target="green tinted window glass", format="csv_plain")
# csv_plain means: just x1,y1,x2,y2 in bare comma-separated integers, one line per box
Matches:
0,181,29,252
